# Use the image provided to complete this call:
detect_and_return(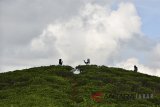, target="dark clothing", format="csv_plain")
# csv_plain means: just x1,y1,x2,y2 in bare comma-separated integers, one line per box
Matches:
134,65,138,72
59,59,63,65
